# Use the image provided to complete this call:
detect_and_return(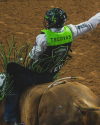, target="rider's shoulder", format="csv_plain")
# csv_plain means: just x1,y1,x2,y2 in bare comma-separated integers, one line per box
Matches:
36,32,47,43
36,32,46,38
40,32,45,34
